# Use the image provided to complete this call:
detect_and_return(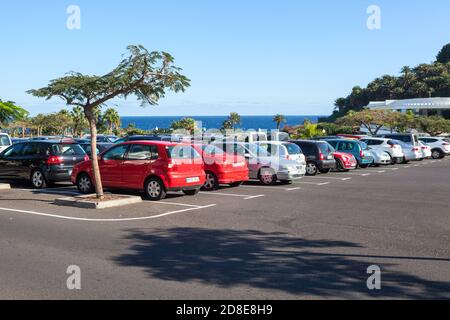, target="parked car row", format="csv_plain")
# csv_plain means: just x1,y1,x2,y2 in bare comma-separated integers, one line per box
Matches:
0,132,448,201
